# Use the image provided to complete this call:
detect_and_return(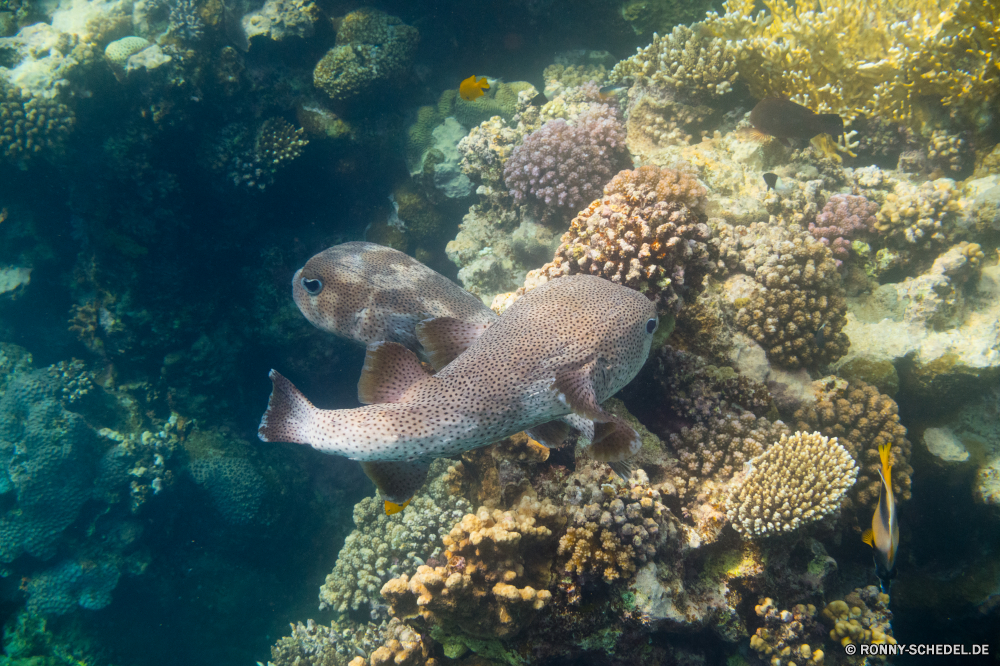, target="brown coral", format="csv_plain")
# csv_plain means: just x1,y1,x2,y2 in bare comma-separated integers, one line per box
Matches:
793,379,913,510
821,586,895,654
726,221,850,368
380,495,565,638
749,598,824,666
531,165,715,314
